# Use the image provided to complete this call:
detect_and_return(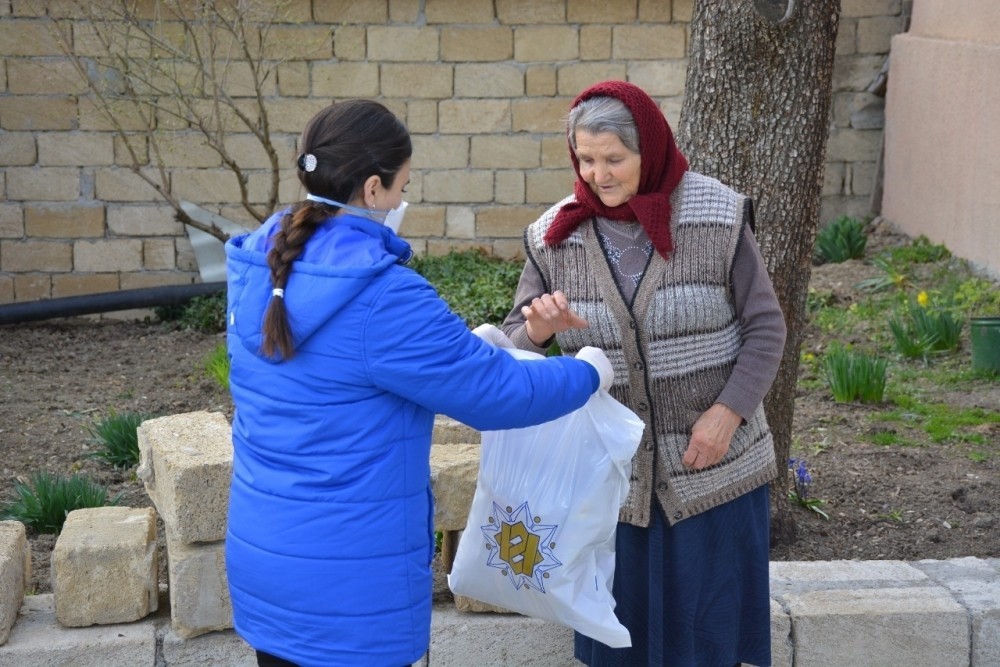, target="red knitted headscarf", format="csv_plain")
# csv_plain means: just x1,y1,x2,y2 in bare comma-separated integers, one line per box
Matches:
544,80,688,259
